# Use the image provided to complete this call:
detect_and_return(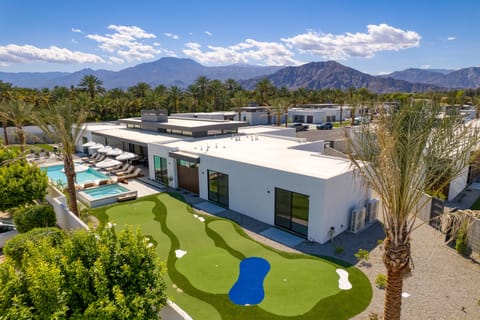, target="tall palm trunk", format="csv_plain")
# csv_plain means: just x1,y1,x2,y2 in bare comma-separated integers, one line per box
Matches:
63,155,79,216
383,237,411,320
17,127,25,152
